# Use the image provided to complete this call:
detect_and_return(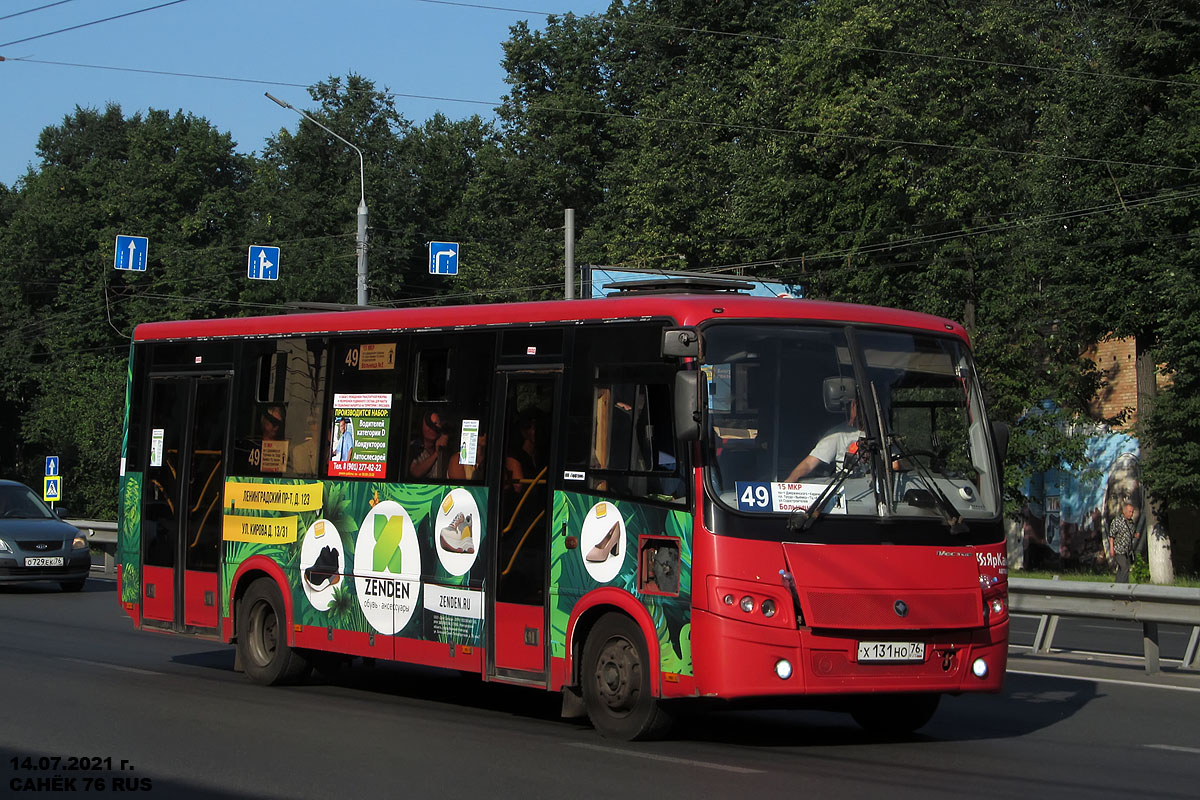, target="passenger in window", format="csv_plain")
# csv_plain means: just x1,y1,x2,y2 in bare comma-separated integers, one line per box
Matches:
410,410,451,479
504,408,545,492
258,404,290,473
785,398,864,482
260,405,285,442
238,404,288,473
